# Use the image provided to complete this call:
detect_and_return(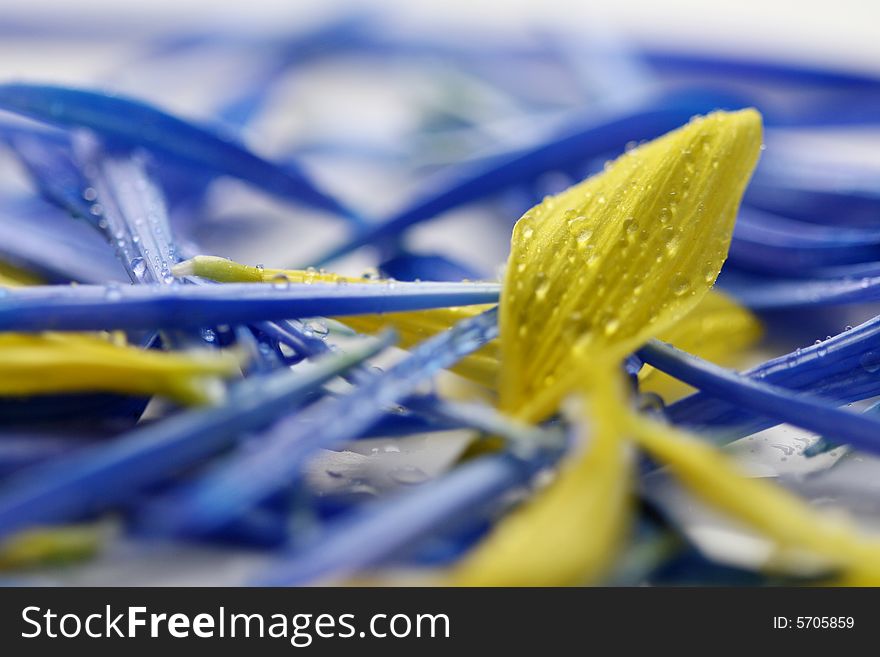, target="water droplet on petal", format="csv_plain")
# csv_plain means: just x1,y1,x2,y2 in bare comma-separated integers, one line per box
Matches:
104,285,121,301
305,320,329,338
130,257,146,278
671,273,690,296
860,351,880,373
390,466,428,486
271,273,291,289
